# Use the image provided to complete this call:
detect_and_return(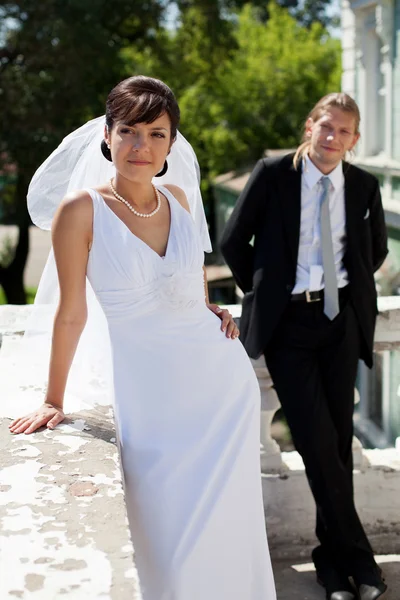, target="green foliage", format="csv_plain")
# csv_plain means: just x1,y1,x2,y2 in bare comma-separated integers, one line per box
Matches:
0,0,165,221
174,0,337,28
1,0,341,219
290,0,339,29
0,0,166,300
123,1,341,187
205,3,341,171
